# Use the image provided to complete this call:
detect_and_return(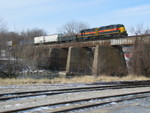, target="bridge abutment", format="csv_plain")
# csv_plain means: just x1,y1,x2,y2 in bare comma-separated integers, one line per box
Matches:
66,47,93,75
92,45,127,76
49,48,68,71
